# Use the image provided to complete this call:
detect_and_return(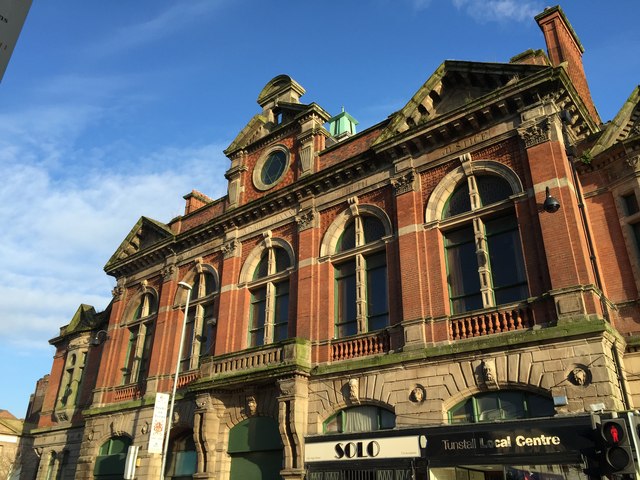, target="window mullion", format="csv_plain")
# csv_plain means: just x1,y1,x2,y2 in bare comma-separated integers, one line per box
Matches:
263,282,275,344
355,253,367,334
473,217,495,309
190,304,204,370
